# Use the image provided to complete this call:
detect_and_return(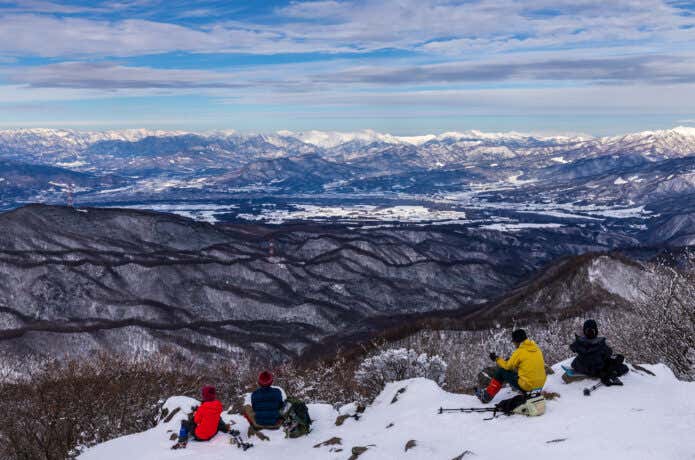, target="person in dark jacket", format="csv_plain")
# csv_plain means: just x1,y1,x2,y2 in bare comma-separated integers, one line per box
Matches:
244,371,285,429
172,385,228,449
570,319,613,376
570,319,628,385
